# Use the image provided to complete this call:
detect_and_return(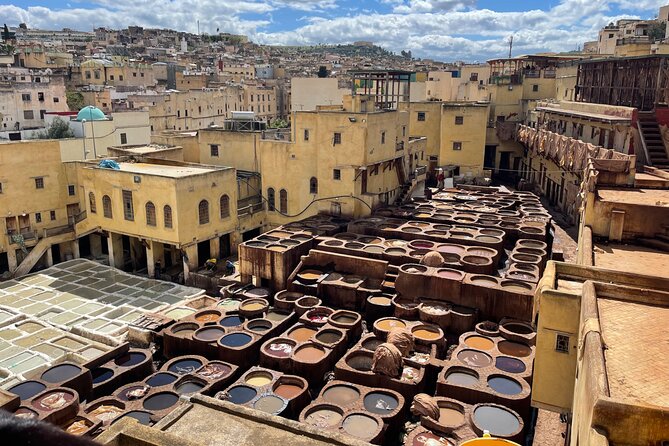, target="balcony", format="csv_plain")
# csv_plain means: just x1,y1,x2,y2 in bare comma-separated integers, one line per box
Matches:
238,196,264,217
396,141,405,151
